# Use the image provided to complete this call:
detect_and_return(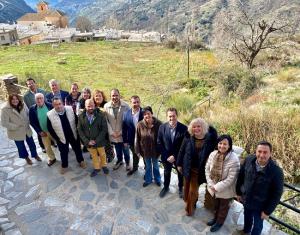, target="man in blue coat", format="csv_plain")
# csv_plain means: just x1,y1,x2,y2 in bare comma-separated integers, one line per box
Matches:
45,79,69,104
122,95,144,176
157,108,187,198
